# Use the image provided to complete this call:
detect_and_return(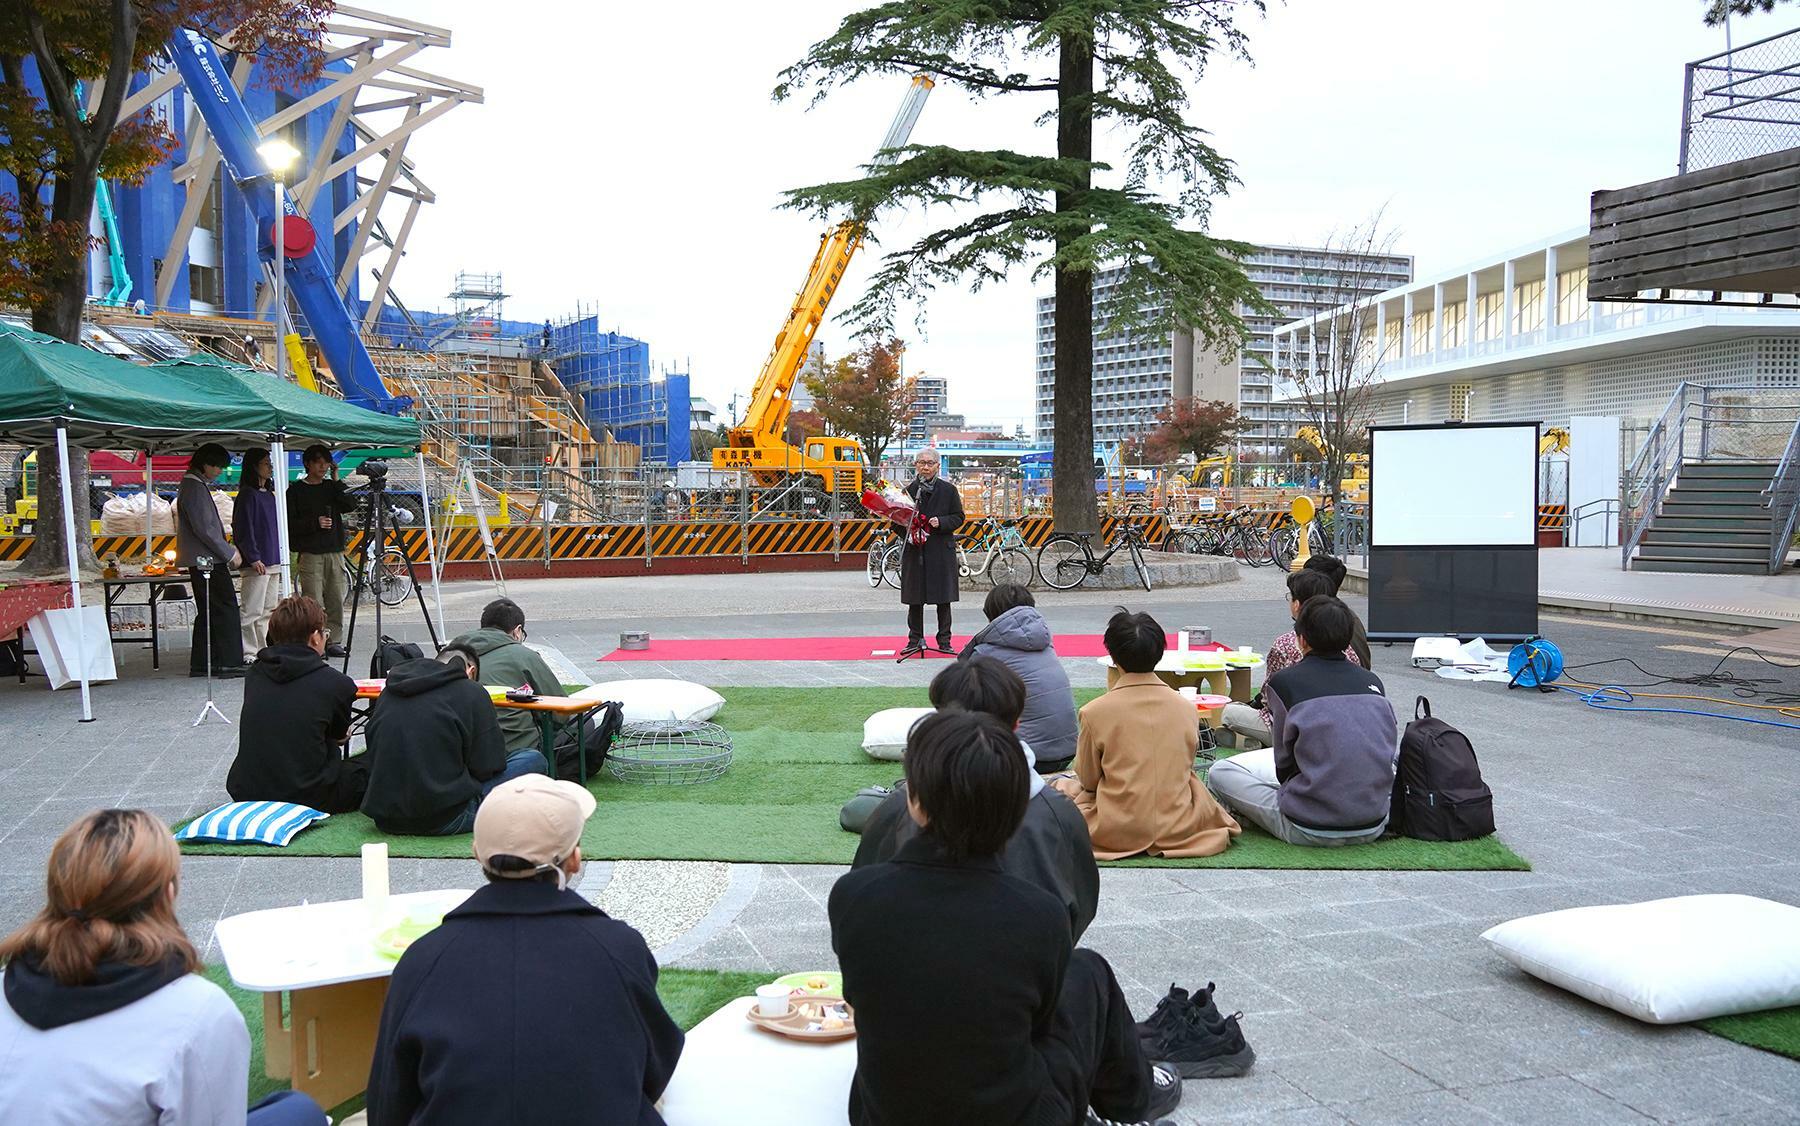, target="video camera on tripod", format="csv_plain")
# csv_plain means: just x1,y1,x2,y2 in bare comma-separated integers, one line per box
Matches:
339,457,440,674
